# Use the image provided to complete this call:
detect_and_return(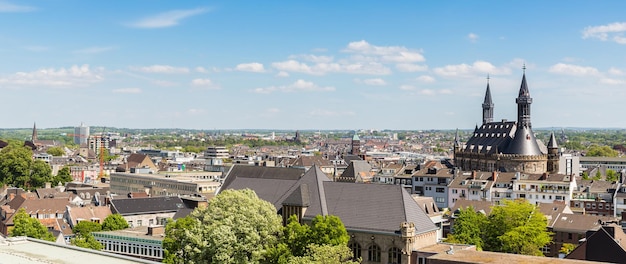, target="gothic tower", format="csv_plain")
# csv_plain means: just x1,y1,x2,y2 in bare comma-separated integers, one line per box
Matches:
516,70,532,129
32,122,38,141
351,134,360,155
482,79,494,124
547,132,559,173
